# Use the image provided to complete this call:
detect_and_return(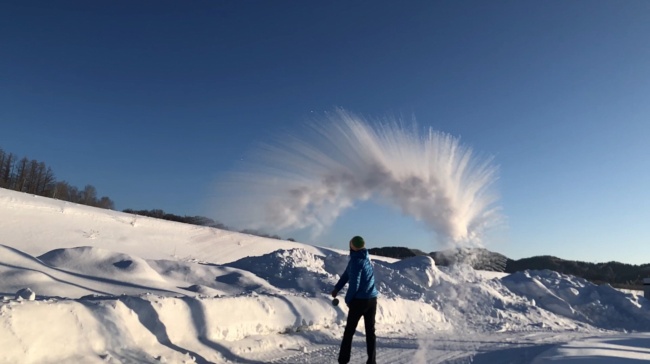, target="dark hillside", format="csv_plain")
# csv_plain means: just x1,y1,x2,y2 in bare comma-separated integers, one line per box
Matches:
368,246,428,259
